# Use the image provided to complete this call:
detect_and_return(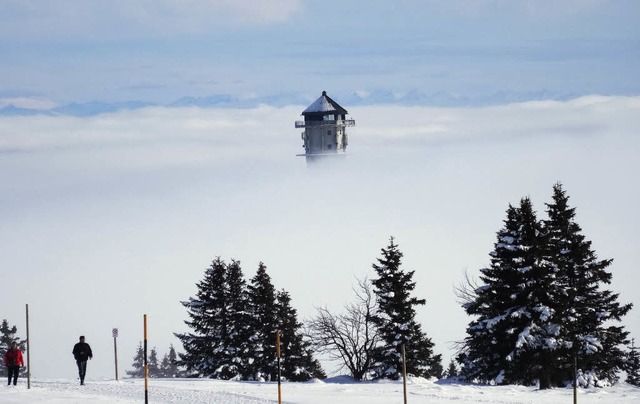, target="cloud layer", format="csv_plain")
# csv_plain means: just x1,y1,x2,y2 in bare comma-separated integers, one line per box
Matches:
1,97,638,379
2,95,637,159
